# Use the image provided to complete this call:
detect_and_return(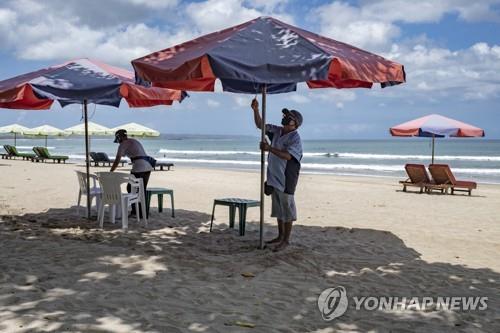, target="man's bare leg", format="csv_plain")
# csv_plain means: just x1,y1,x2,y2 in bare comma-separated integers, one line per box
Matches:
266,219,283,244
273,221,292,251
